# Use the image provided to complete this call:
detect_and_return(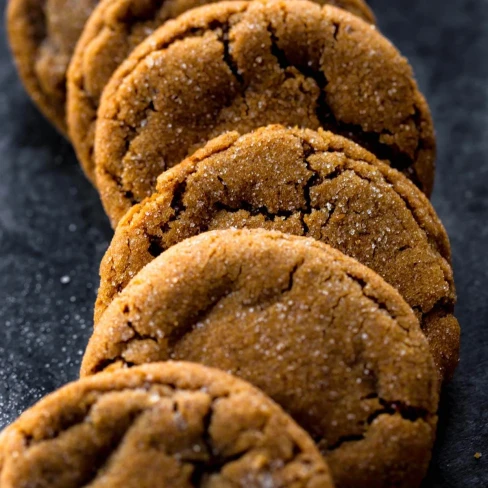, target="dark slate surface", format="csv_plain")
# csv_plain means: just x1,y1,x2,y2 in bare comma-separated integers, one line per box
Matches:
0,0,486,485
